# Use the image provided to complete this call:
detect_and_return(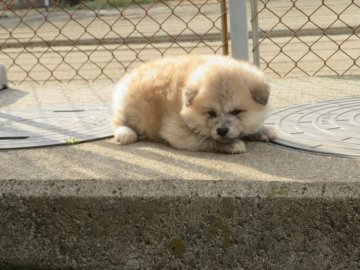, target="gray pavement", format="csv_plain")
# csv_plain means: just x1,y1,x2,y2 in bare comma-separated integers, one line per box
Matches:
1,77,360,269
1,77,359,182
